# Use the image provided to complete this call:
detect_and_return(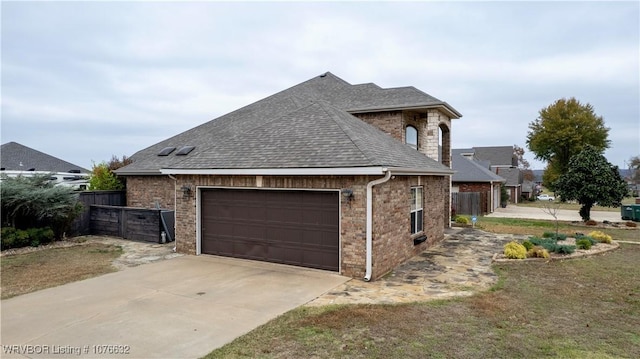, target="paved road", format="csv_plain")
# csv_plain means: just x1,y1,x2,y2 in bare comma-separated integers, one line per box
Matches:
1,255,348,358
486,205,623,222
